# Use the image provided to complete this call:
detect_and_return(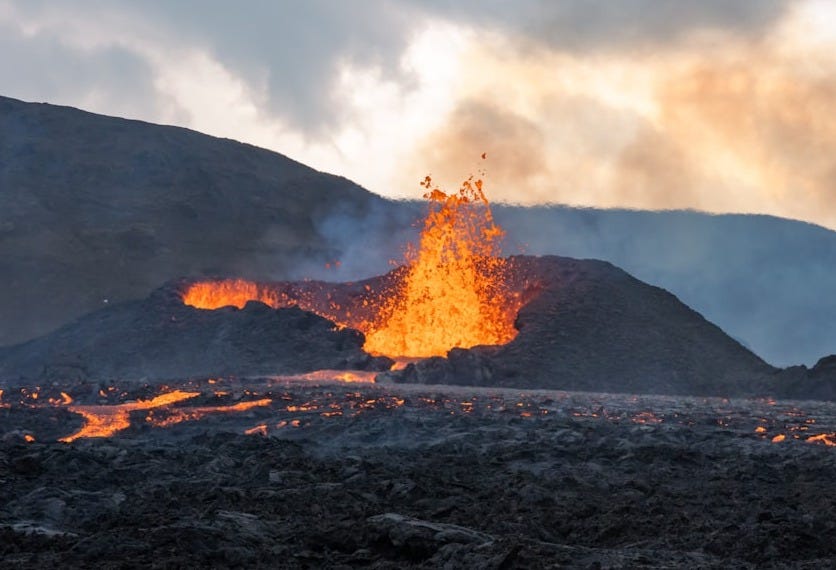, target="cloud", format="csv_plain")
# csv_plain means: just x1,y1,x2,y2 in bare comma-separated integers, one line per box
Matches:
0,18,162,119
0,0,834,229
618,49,836,224
416,0,790,51
129,0,423,133
410,100,548,199
0,0,468,197
405,2,836,229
